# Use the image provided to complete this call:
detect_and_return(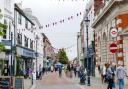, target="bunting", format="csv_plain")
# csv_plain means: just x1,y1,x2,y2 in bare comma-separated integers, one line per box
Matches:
39,12,83,29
